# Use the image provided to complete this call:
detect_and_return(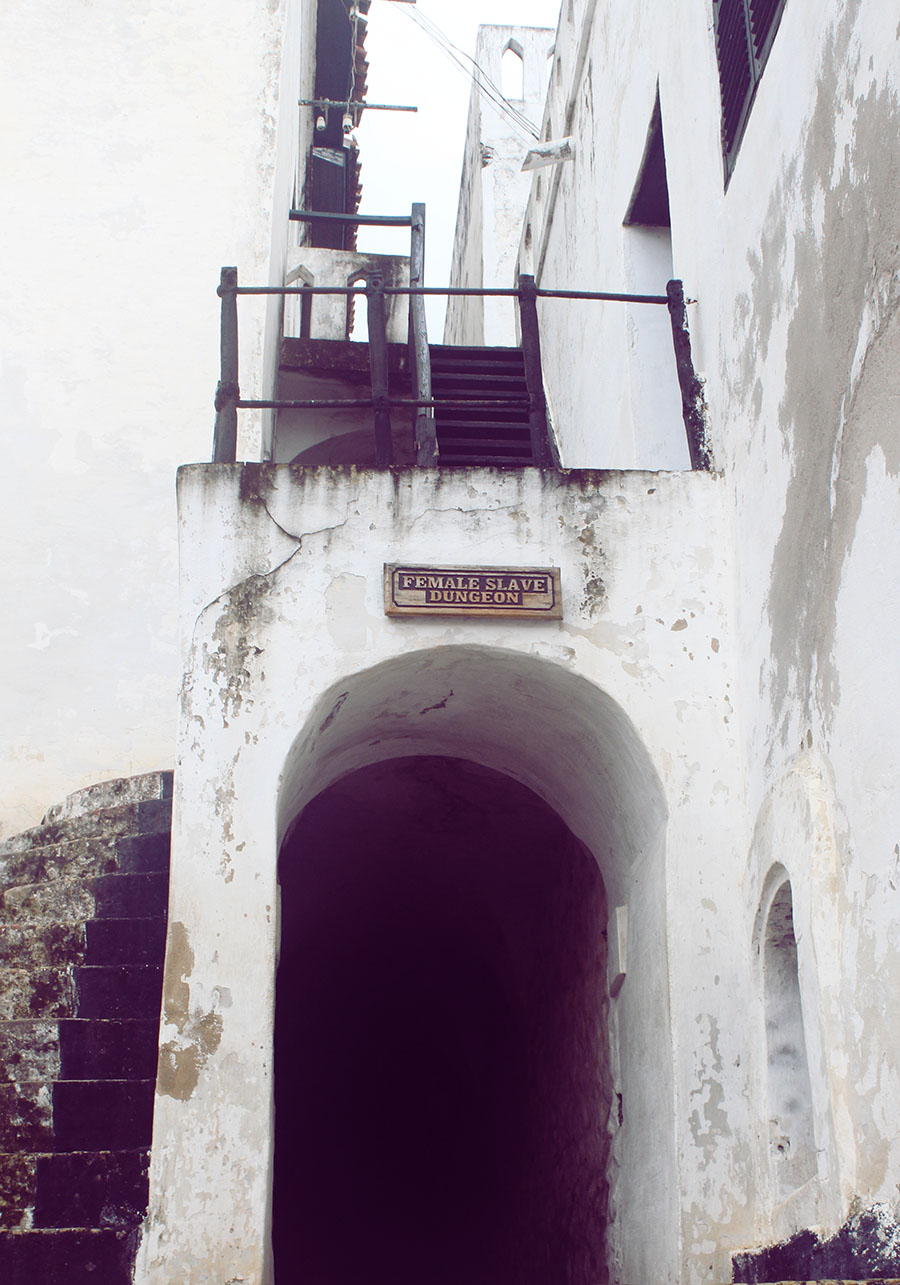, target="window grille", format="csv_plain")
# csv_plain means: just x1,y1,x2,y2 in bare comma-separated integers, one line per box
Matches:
713,0,787,180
